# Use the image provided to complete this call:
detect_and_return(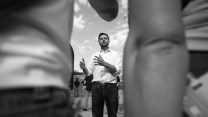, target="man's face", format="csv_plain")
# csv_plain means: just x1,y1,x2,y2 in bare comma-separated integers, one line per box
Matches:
98,34,109,47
